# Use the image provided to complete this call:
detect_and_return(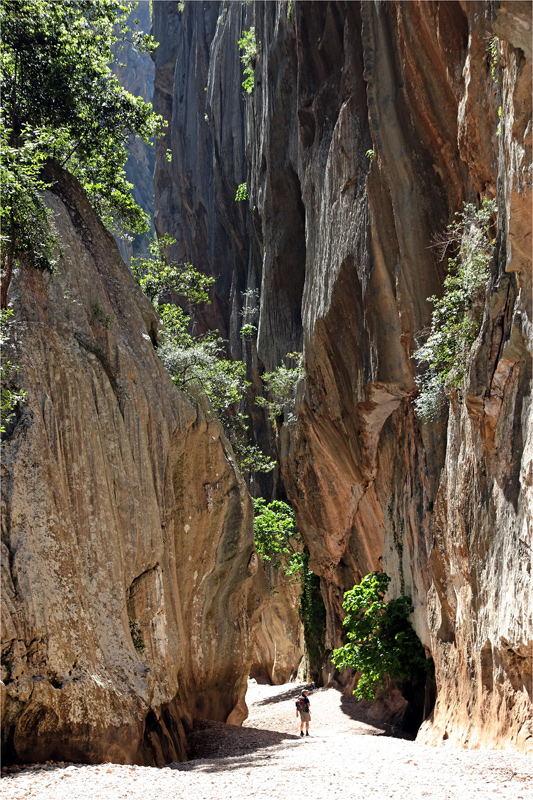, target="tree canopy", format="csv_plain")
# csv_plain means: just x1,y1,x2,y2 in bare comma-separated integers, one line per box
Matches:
0,0,162,305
